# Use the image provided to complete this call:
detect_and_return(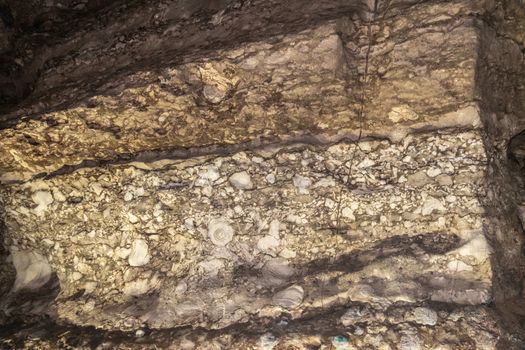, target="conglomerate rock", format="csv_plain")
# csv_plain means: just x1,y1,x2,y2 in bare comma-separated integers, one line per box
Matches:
1,0,525,349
